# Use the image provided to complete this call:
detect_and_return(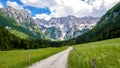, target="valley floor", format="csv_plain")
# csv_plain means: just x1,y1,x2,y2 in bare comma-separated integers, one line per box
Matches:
0,47,67,68
0,38,120,68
